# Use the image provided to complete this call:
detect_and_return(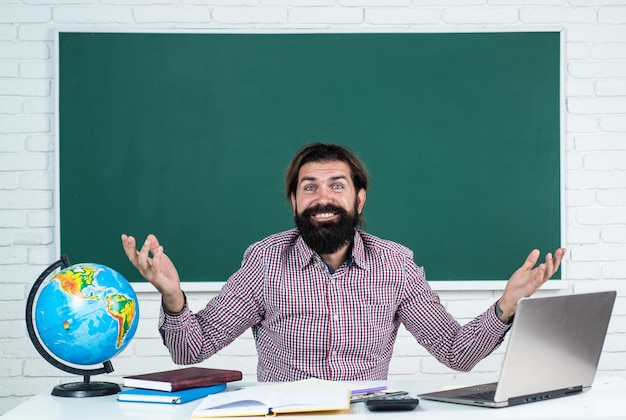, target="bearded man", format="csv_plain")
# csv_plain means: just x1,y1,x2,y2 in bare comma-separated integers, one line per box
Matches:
121,143,565,381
